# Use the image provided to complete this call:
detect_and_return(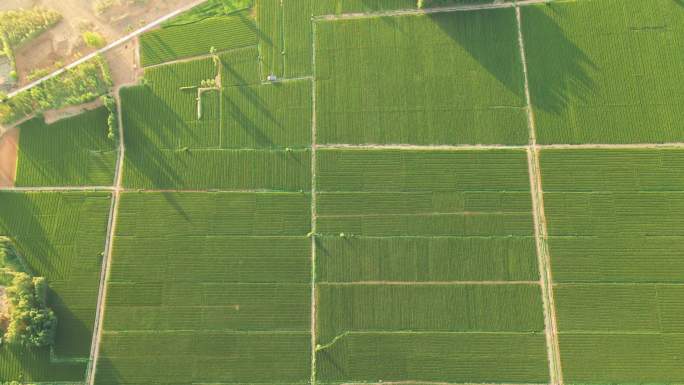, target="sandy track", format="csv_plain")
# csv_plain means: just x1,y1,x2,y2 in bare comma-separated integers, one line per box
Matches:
0,128,19,188
314,0,550,21
516,6,563,385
